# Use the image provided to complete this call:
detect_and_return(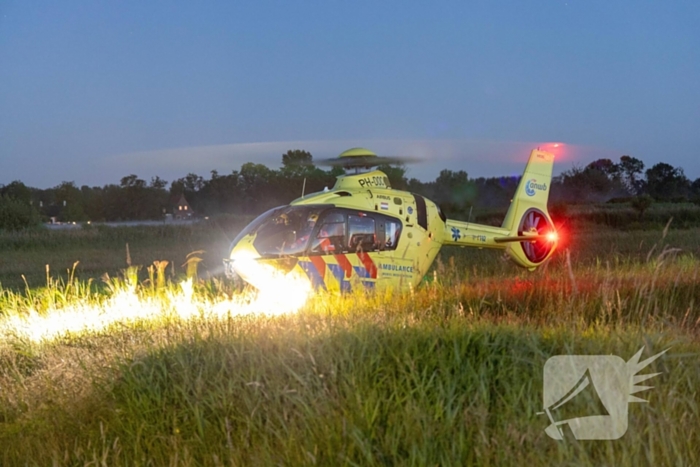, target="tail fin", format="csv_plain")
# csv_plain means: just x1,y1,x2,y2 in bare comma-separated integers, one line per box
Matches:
502,149,554,231
441,149,558,270
501,149,557,268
